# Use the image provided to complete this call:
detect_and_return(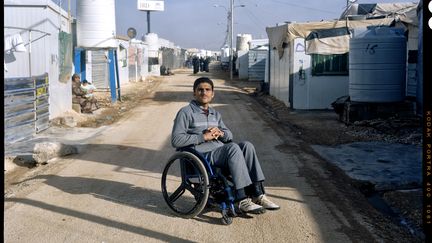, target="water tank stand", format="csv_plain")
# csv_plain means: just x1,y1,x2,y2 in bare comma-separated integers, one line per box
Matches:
341,100,416,124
